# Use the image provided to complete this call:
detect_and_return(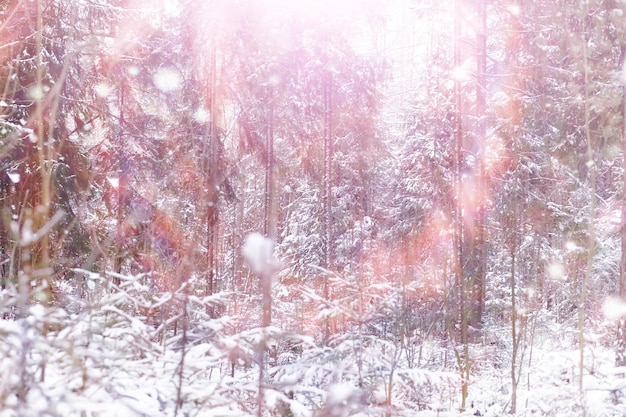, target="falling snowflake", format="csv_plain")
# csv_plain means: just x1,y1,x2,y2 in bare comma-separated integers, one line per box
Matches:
153,67,182,92
193,107,209,123
603,297,626,320
94,83,112,98
242,232,276,275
